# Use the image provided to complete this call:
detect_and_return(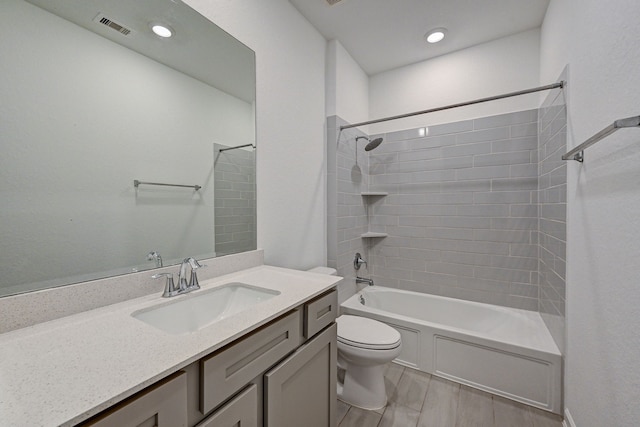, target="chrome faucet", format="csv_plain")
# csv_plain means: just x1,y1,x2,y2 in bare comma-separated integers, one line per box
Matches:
147,251,163,268
152,257,205,298
356,276,374,286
